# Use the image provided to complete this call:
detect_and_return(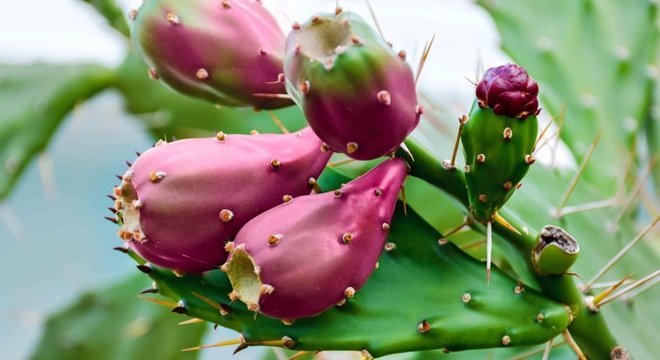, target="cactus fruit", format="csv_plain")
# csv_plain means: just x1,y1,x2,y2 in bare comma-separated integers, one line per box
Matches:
460,64,540,280
283,11,420,160
532,225,580,275
462,64,540,223
131,0,291,109
111,128,332,273
223,158,408,319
